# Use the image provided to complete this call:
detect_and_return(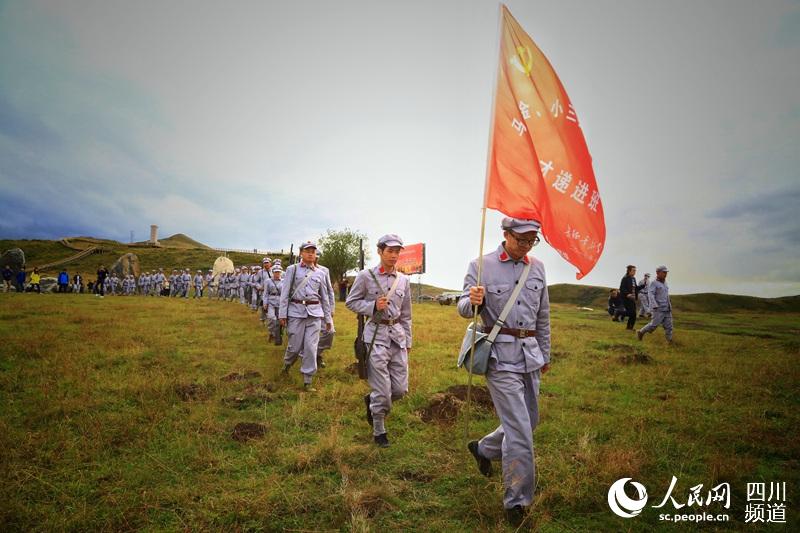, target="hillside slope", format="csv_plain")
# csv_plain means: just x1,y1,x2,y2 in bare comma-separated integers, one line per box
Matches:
548,283,800,313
